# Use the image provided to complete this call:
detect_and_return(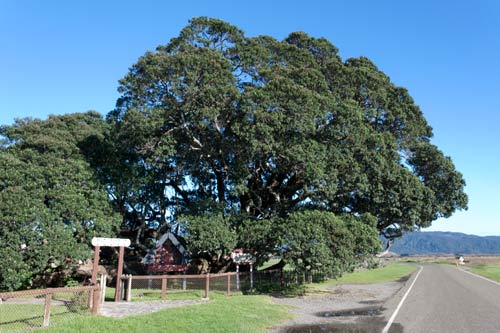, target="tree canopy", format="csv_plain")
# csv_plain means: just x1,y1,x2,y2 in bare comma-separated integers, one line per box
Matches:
0,112,120,290
102,17,466,235
0,17,467,289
